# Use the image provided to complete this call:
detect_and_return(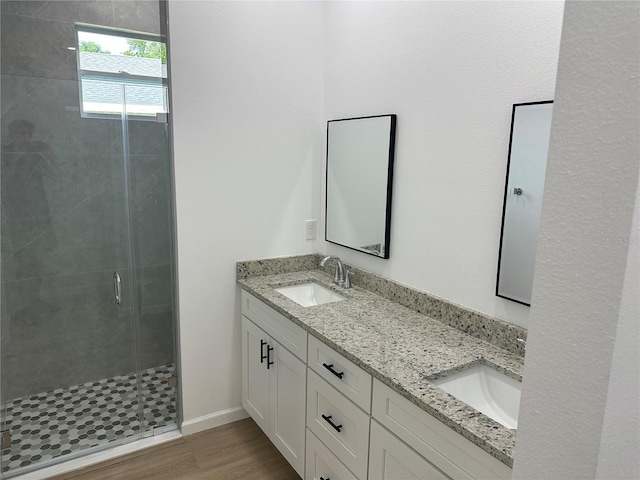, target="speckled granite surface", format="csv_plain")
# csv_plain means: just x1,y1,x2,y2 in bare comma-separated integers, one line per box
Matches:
237,268,523,468
236,253,320,279
237,254,527,355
